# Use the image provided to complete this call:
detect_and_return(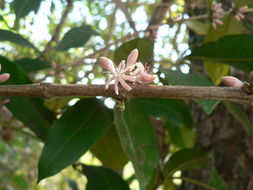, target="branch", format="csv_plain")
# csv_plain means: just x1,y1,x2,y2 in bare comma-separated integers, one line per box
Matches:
0,84,252,105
